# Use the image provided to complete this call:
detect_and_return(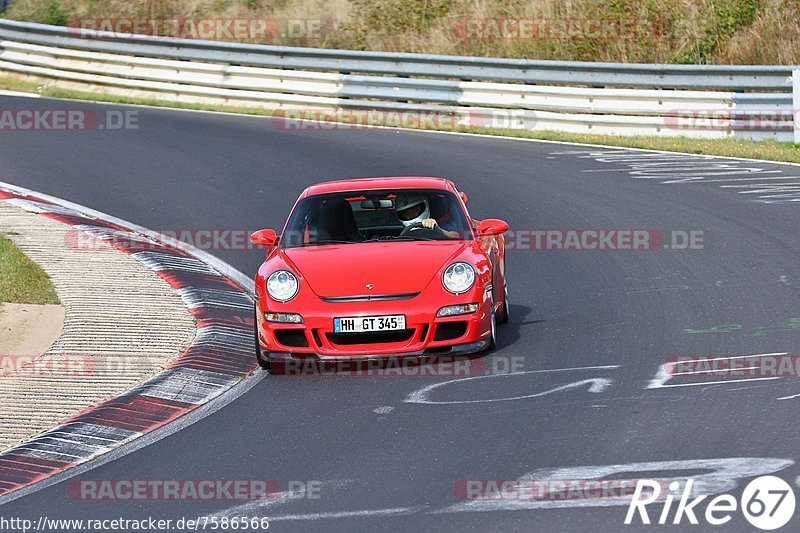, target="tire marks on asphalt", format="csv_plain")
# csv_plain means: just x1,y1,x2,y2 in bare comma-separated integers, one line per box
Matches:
552,149,800,202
